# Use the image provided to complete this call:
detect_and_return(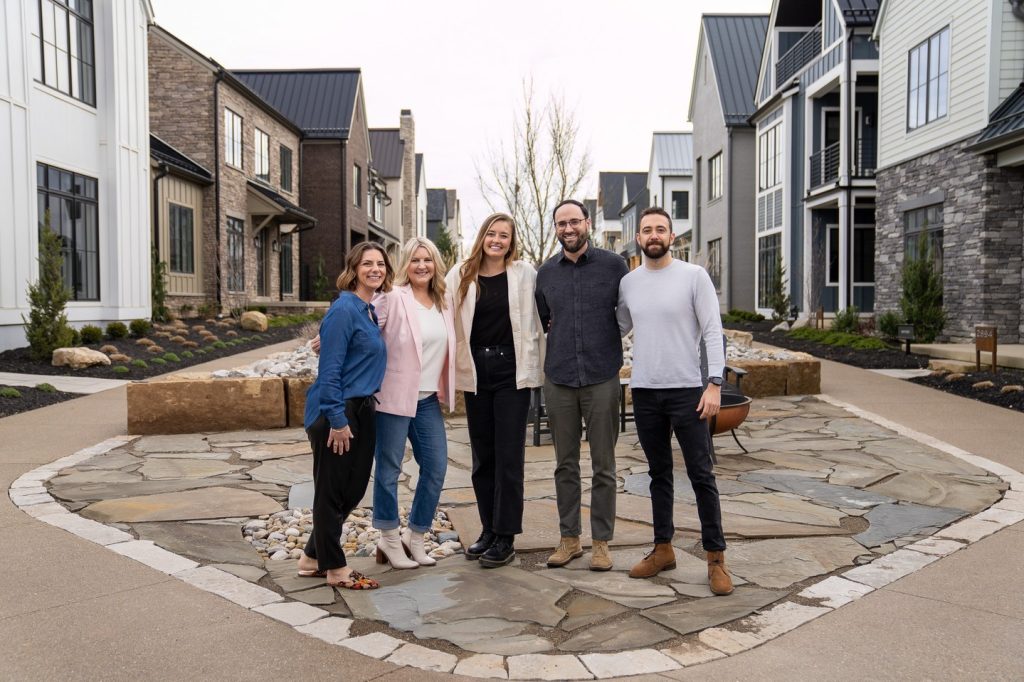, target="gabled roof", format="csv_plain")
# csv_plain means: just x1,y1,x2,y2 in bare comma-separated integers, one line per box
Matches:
651,132,694,175
426,188,448,221
415,153,424,189
247,180,316,224
598,172,647,220
150,134,212,184
369,129,405,178
970,83,1024,152
234,70,361,139
700,15,769,126
619,187,650,218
